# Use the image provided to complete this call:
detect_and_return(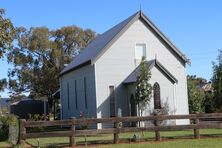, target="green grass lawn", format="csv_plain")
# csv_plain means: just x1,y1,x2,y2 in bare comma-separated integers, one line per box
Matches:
25,129,222,147
0,141,12,148
100,138,222,148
